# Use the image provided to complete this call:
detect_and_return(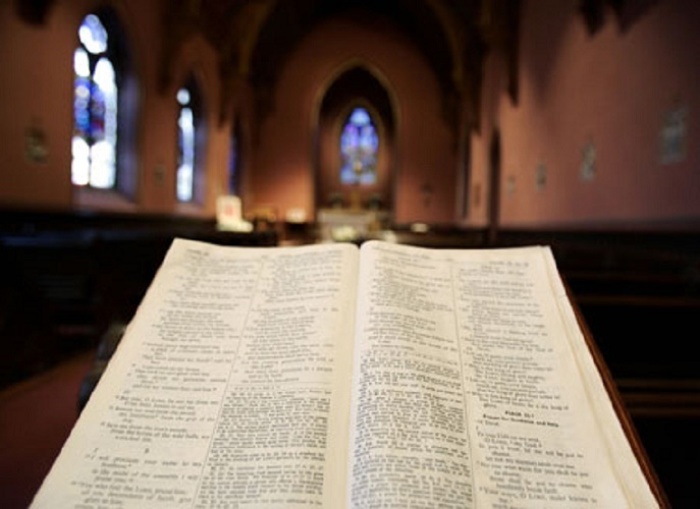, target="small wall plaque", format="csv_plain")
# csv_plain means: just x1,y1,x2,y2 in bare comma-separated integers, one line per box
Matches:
536,163,547,191
506,175,516,196
580,141,597,181
25,122,48,164
660,103,688,165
